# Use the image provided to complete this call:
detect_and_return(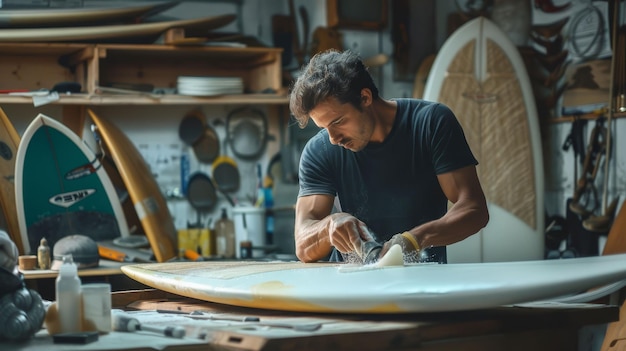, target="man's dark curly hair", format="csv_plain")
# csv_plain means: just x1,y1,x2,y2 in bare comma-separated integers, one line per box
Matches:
289,49,379,128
